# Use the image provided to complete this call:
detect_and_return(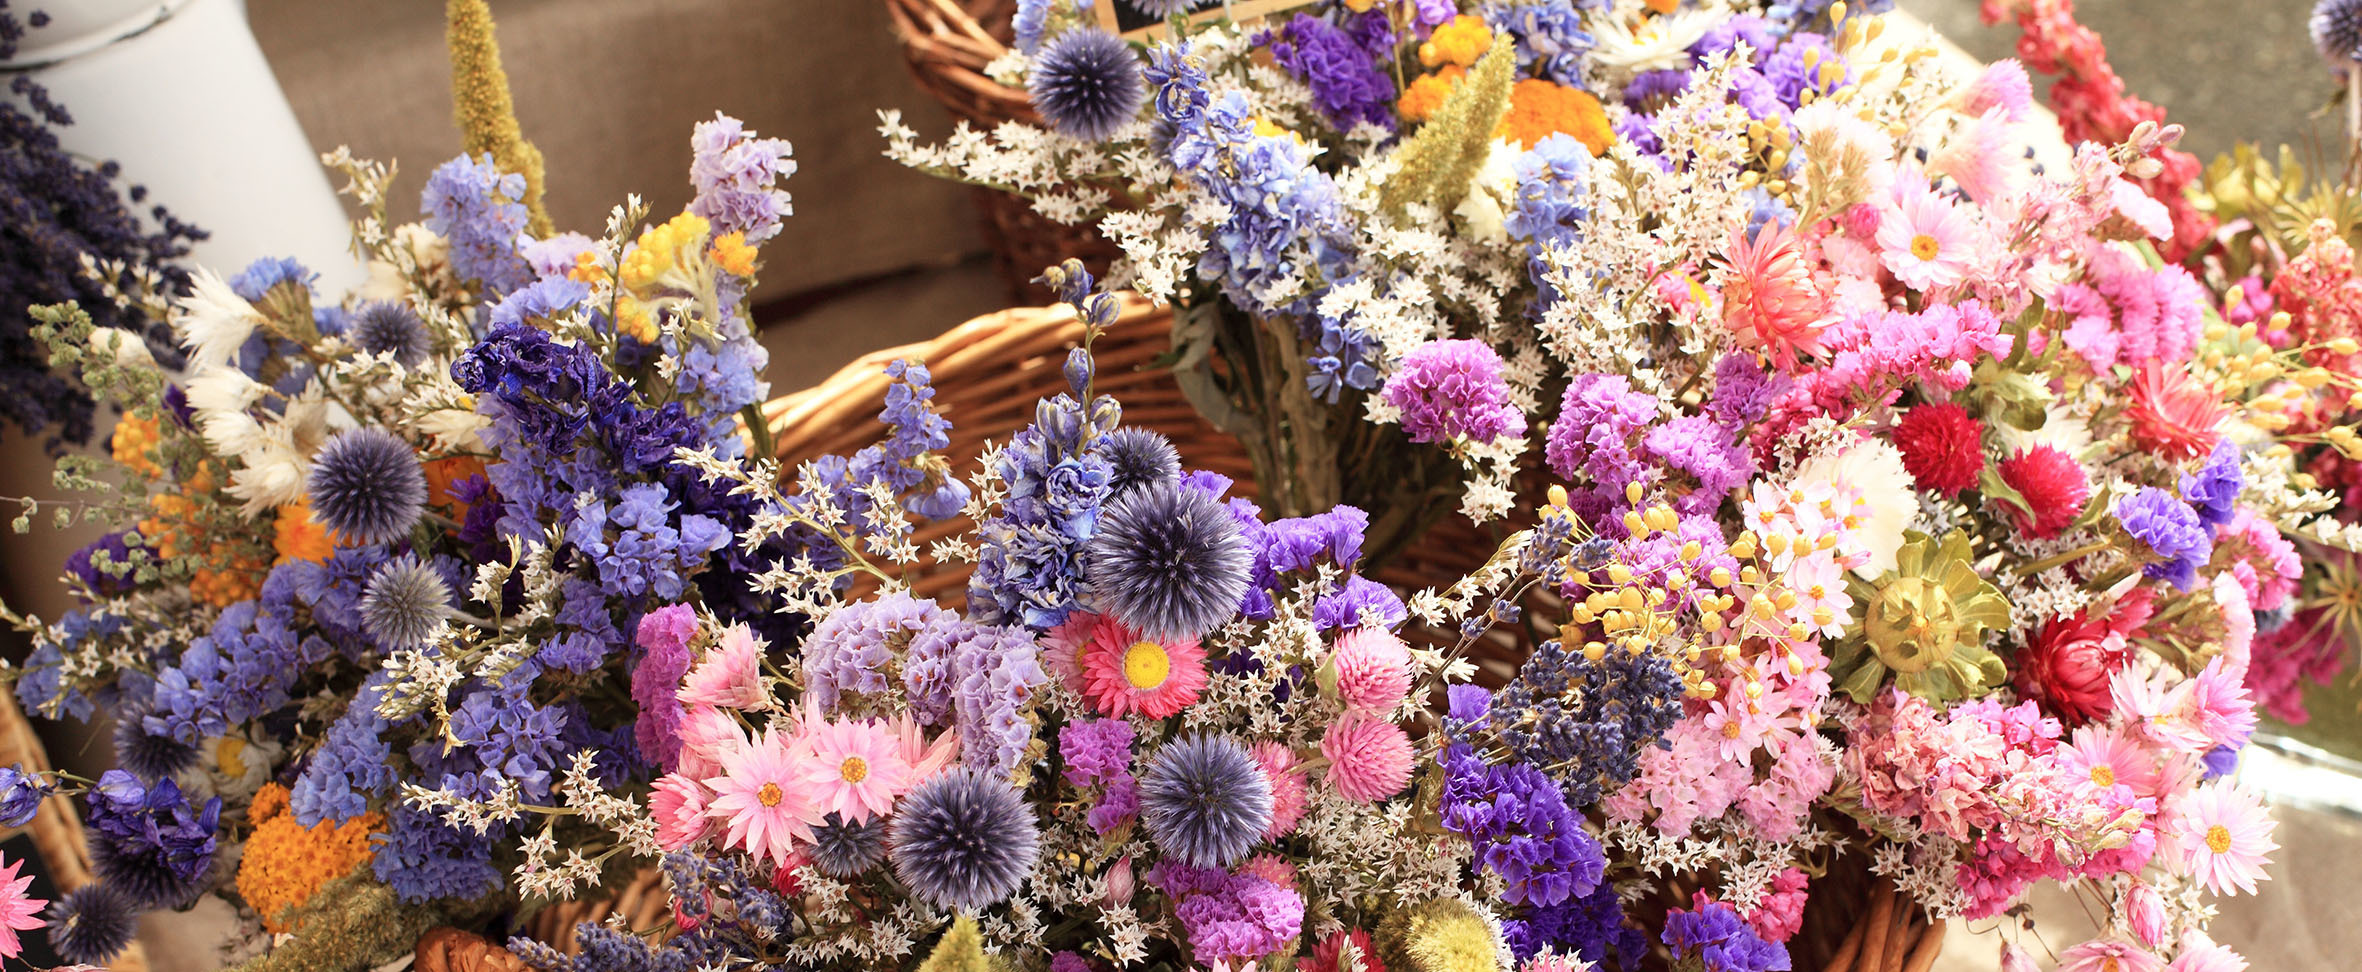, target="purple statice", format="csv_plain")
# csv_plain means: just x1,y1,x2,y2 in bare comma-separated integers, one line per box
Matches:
1488,639,1683,805
15,608,125,721
2,0,200,448
1145,861,1305,966
2116,487,2213,591
1504,134,1592,311
376,804,501,903
1146,40,1354,317
1383,339,1523,444
1438,744,1605,908
1030,29,1146,142
64,531,138,598
668,314,771,457
2180,440,2243,531
1767,0,1891,25
1690,13,1778,63
1706,353,1791,432
85,770,219,907
1503,881,1649,969
1304,309,1384,402
631,604,698,769
145,547,392,747
1621,68,1692,109
1266,14,1396,132
1642,416,1754,517
1544,373,1660,521
799,593,954,713
1312,575,1407,631
688,112,795,244
227,256,315,301
1088,772,1140,834
566,482,729,602
429,681,572,805
1612,513,1739,616
422,152,533,297
1663,898,1791,972
1060,717,1136,786
1236,504,1371,622
903,616,1047,775
1482,0,1601,87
